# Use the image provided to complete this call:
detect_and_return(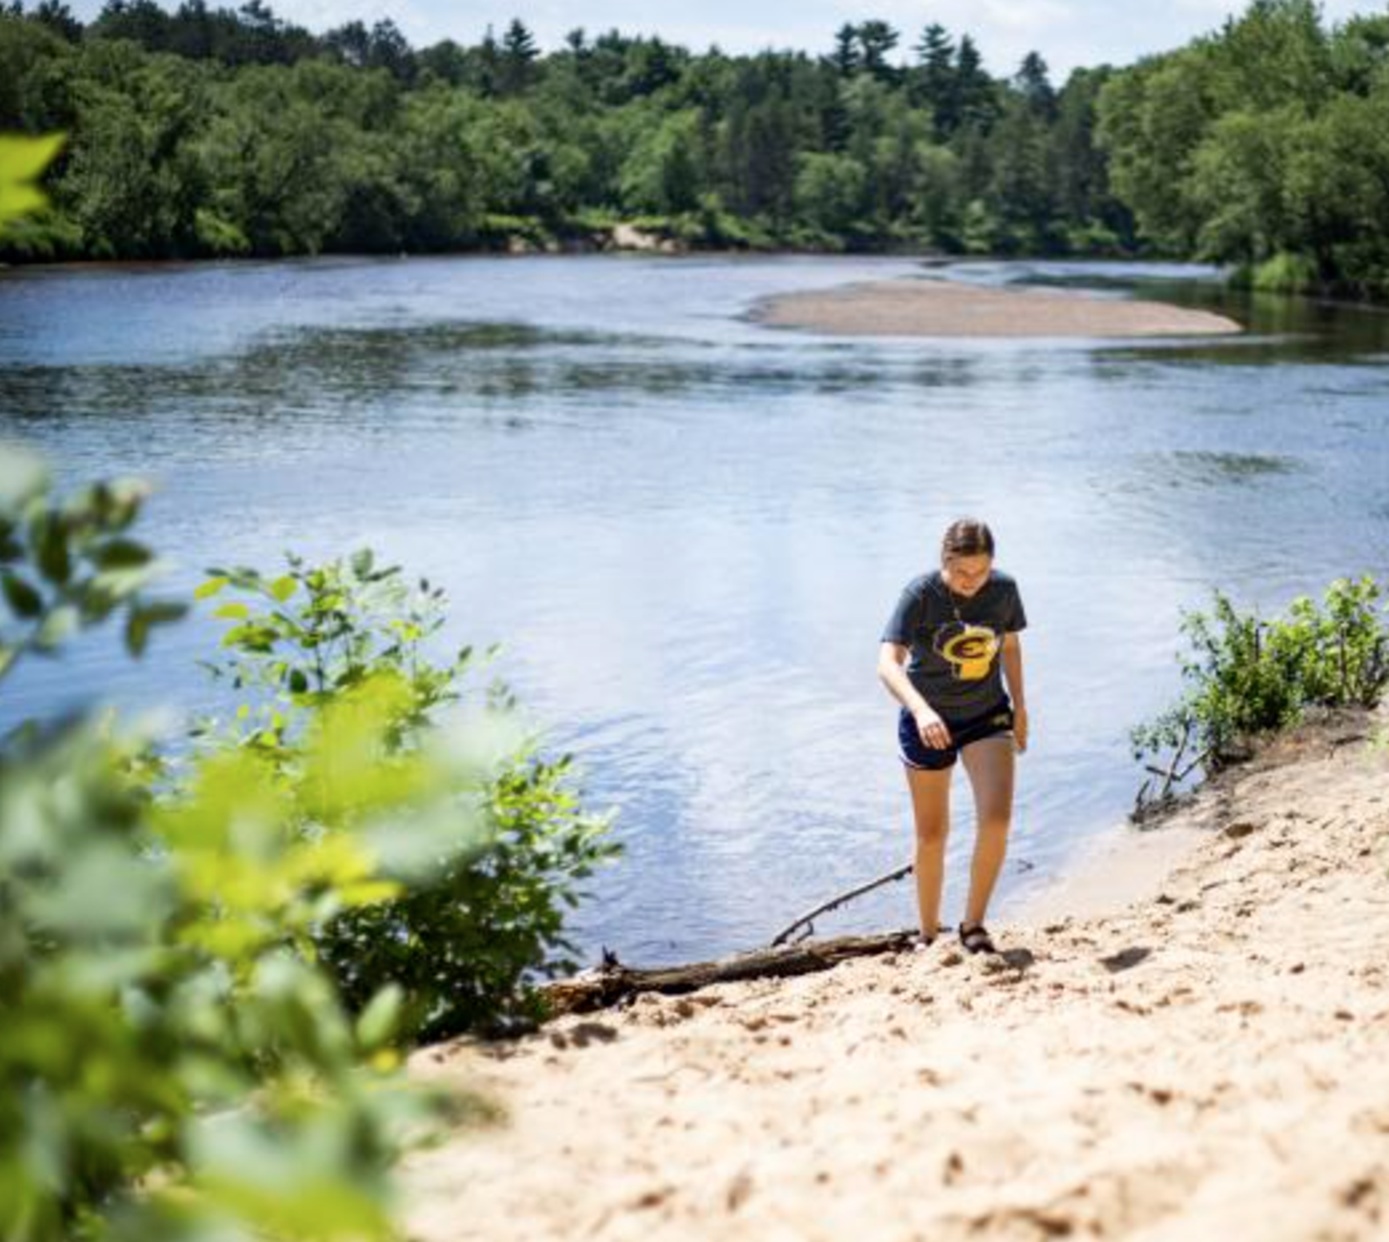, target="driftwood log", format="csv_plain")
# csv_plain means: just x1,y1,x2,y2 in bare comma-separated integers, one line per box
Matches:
543,929,918,1017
